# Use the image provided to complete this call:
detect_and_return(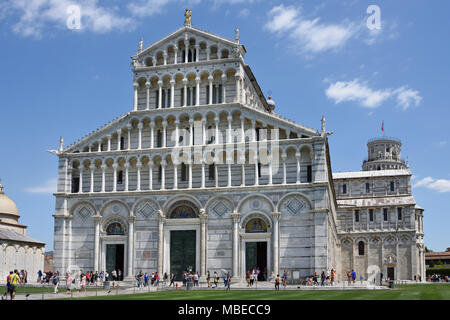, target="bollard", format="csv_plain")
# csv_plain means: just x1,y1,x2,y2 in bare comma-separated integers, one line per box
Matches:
176,283,178,290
